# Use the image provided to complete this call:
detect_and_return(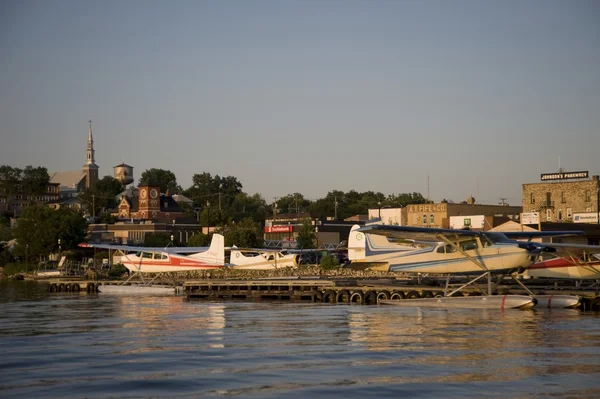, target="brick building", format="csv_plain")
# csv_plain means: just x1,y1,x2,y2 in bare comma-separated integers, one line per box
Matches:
112,180,185,222
0,182,60,216
406,197,522,228
522,174,600,223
